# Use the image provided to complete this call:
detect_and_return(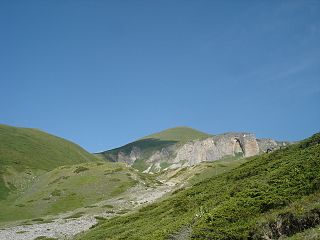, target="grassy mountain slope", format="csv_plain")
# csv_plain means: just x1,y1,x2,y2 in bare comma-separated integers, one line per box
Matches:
0,124,97,171
0,124,98,199
0,124,161,224
140,126,212,143
0,162,143,223
76,133,320,240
